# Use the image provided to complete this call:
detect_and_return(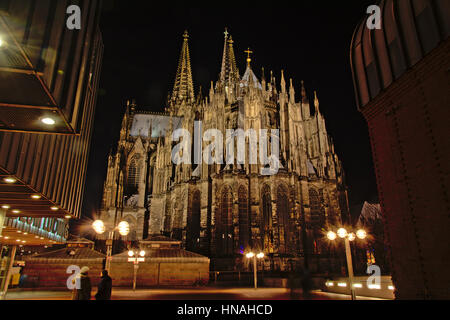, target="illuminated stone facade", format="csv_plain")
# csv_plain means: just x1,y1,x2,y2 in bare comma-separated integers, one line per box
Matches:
100,30,350,271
